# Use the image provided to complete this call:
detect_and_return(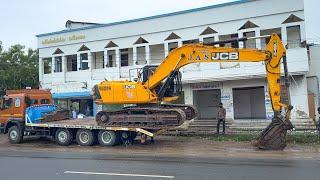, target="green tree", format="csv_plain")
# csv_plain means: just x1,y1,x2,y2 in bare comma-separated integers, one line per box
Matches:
0,42,39,96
